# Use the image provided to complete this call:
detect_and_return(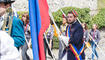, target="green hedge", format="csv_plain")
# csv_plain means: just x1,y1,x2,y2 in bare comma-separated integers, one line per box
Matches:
91,8,105,29
52,7,105,29
52,7,91,28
